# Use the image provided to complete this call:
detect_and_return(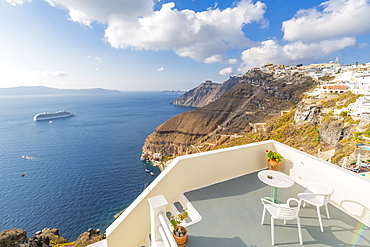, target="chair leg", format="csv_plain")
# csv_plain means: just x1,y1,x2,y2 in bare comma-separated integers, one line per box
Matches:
325,204,330,219
316,206,324,232
271,217,275,245
261,206,266,225
297,218,303,245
